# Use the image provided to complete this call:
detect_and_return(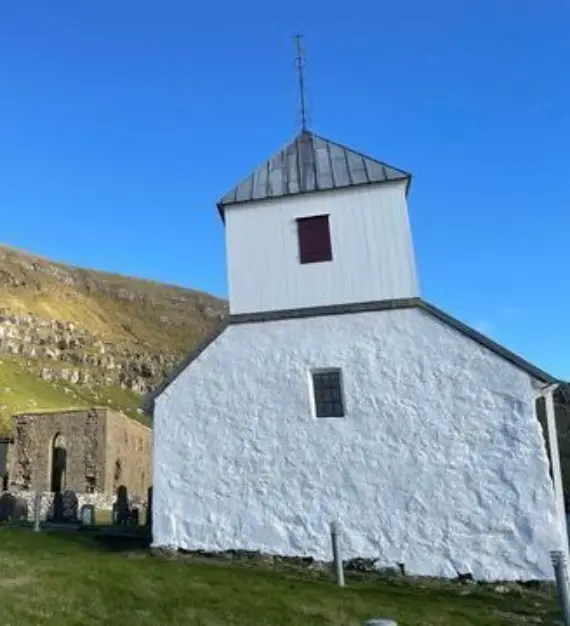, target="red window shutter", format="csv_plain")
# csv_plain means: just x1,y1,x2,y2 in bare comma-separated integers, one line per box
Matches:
297,215,332,264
